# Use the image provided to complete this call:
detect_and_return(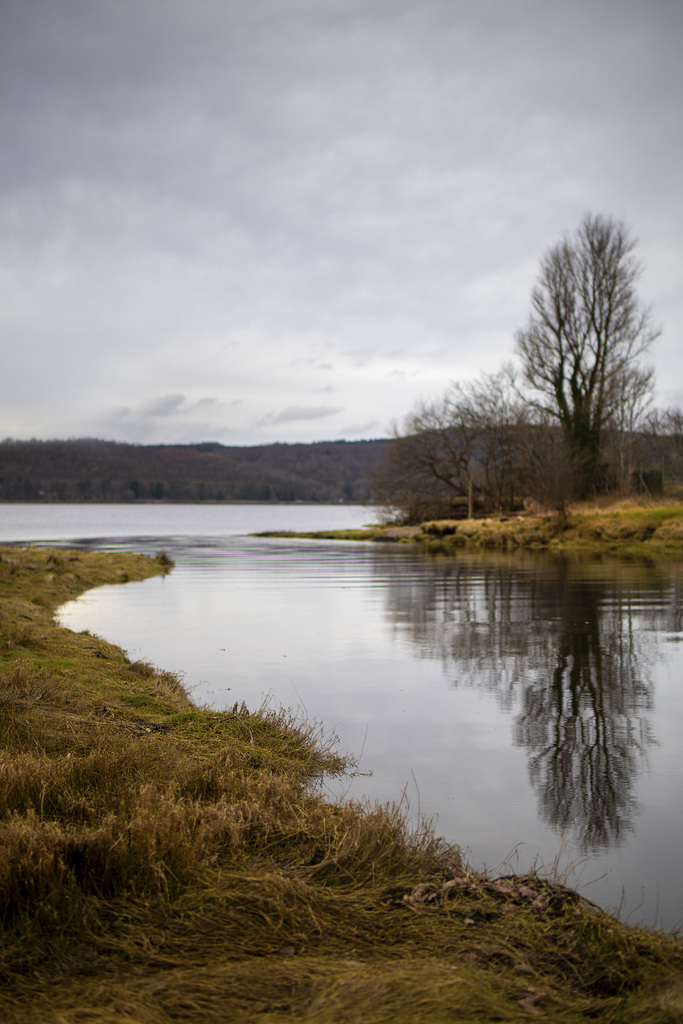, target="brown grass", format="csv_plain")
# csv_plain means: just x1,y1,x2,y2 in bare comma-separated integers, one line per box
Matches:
258,499,683,556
